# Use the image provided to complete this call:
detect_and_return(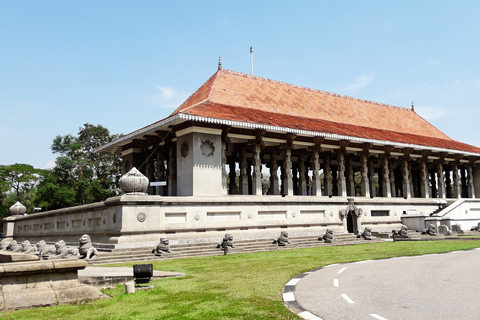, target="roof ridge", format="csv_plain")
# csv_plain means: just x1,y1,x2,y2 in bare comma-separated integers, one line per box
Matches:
220,69,412,112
